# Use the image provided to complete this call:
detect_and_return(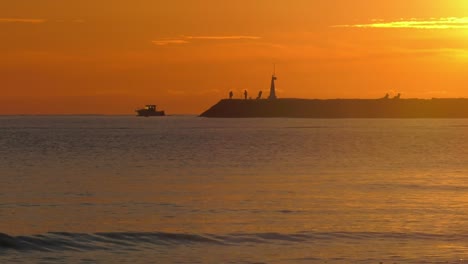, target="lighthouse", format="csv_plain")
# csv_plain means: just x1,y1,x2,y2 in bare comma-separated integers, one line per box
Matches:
268,65,277,100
